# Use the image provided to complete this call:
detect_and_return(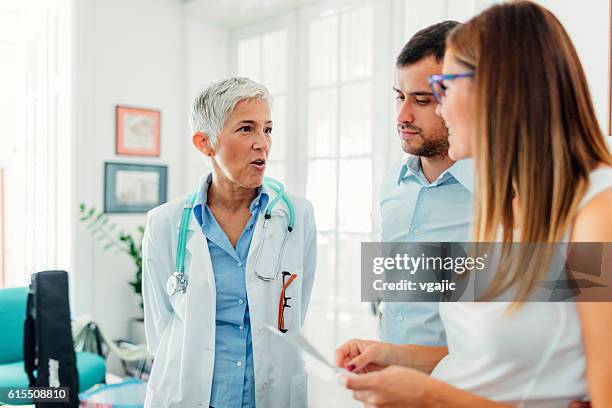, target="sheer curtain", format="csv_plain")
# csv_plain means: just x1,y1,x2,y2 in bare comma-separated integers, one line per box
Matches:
0,0,72,287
